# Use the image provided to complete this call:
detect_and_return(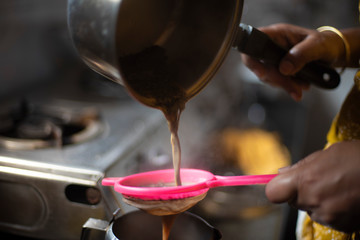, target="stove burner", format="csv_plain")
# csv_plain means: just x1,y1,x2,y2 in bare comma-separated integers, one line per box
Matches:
0,101,103,150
